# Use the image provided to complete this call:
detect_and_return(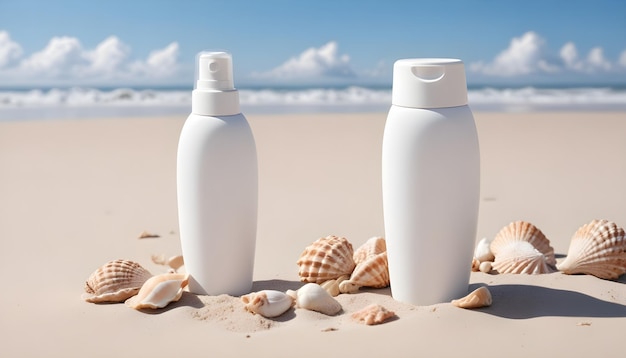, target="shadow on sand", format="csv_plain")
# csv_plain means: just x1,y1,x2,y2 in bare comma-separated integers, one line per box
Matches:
468,282,626,319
